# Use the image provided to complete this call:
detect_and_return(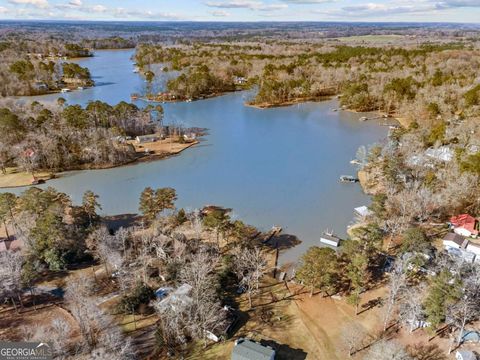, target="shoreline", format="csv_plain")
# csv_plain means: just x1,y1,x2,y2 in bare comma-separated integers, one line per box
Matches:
245,95,333,109
0,140,199,190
